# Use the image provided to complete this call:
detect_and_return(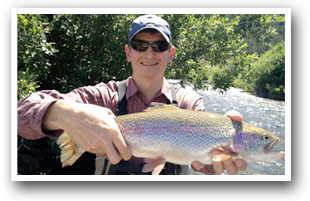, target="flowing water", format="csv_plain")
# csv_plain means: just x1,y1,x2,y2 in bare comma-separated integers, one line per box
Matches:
171,81,286,175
